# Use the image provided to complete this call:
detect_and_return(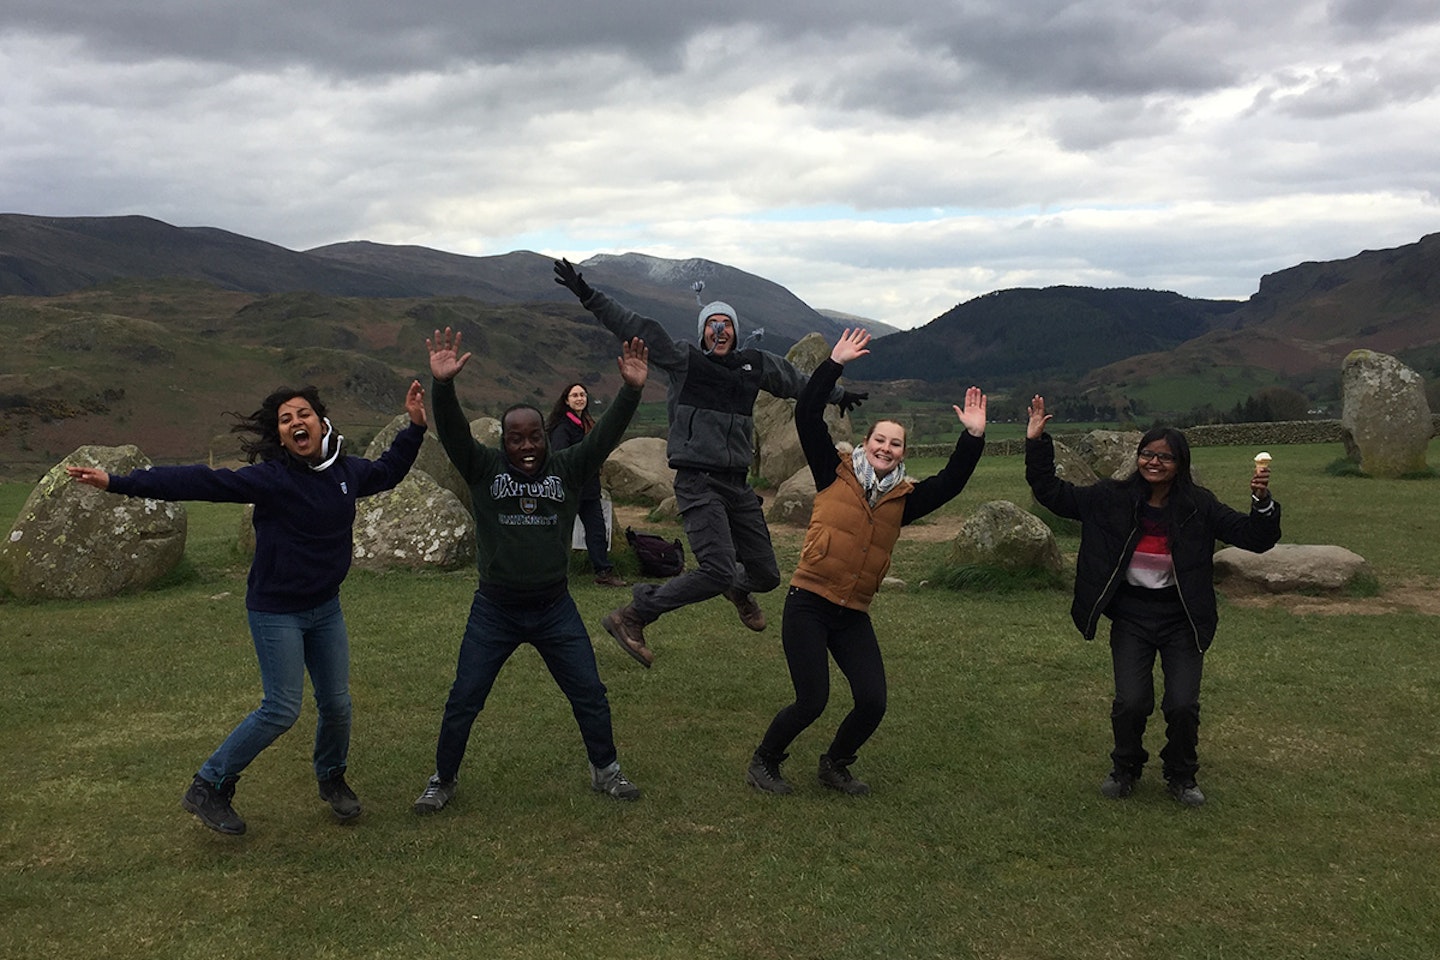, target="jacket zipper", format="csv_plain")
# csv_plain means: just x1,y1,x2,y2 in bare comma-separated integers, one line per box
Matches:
1170,504,1204,652
1087,518,1141,639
